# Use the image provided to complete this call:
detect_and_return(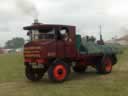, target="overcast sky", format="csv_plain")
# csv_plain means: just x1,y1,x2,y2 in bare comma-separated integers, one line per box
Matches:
0,0,128,46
